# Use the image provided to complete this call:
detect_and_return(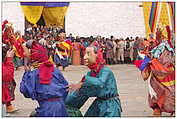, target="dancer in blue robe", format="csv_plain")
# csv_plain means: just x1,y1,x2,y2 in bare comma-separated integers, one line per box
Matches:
20,41,69,117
